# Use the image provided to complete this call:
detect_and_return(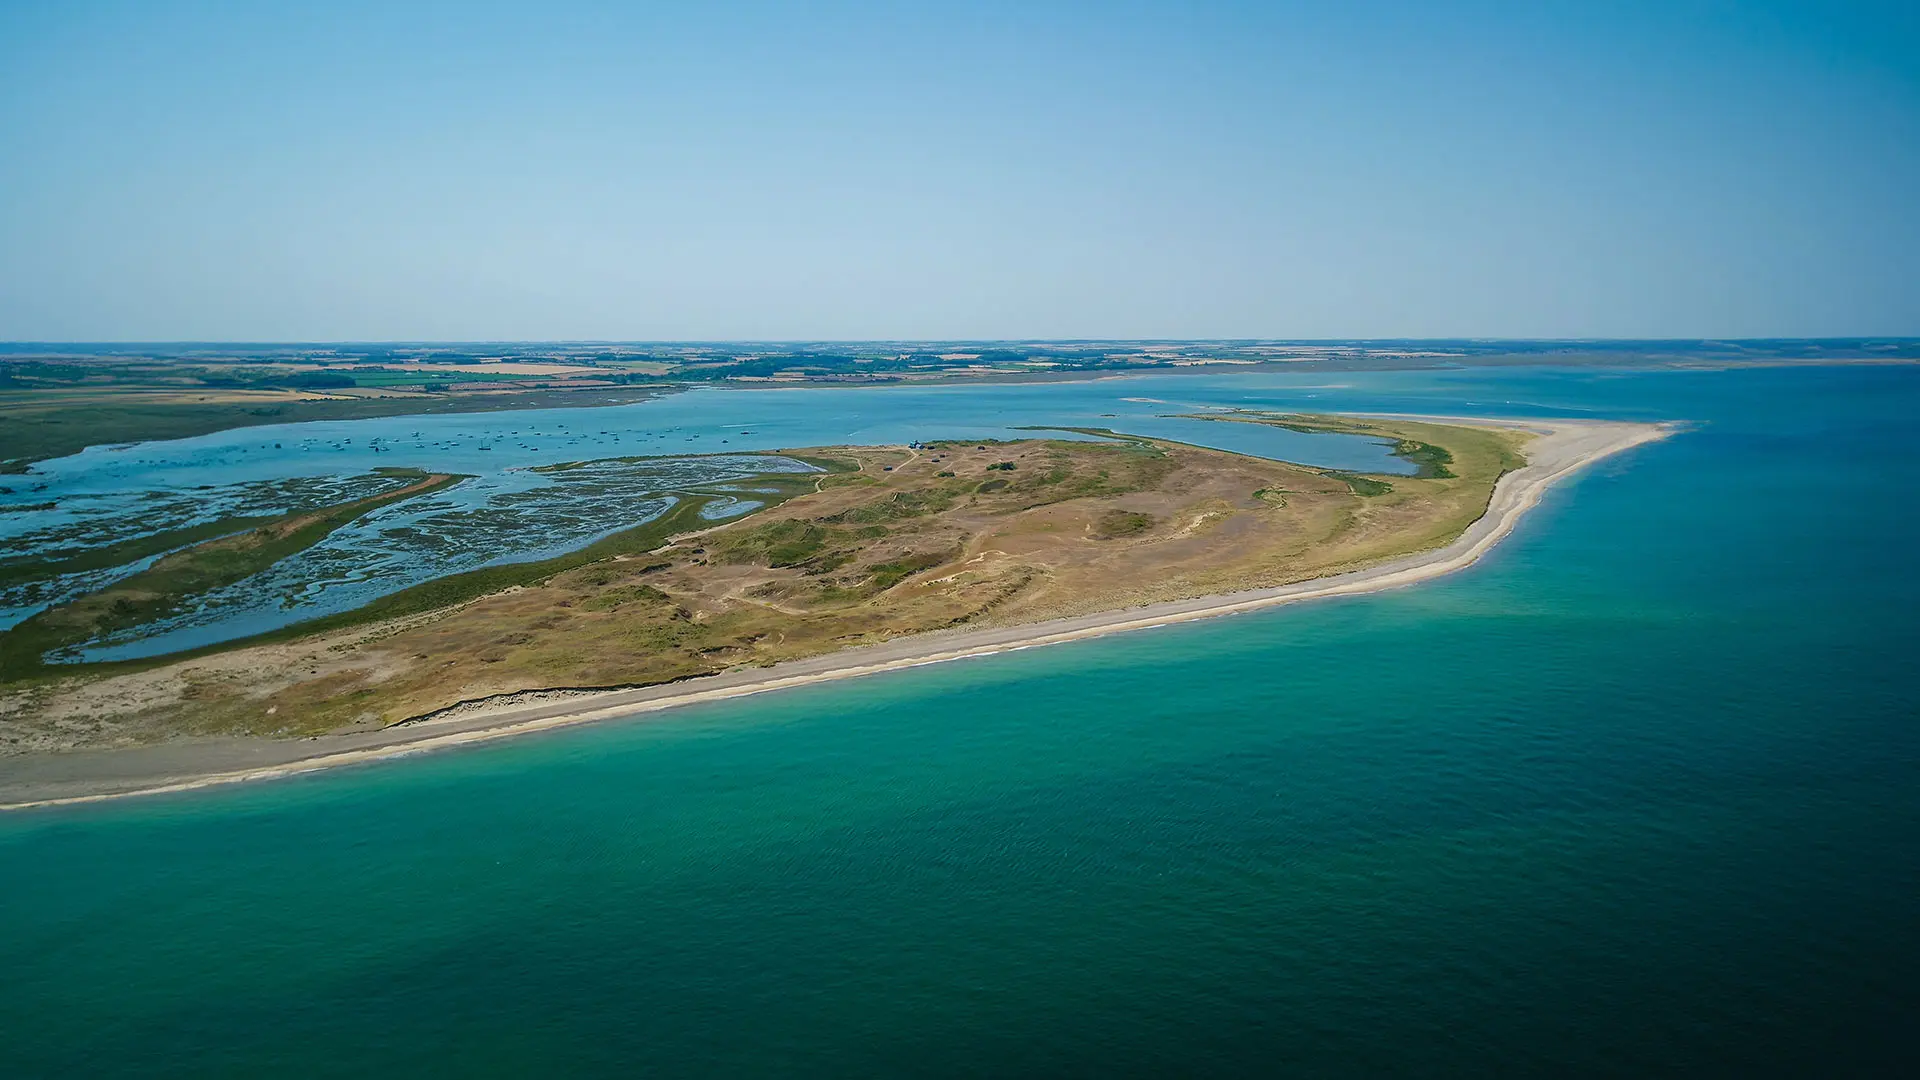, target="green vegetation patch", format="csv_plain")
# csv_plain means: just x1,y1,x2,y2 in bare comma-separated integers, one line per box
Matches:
1330,473,1394,497
993,441,1176,510
1091,509,1157,539
819,487,958,524
1390,438,1455,478
709,511,901,574
710,519,831,567
579,583,673,612
814,543,966,601
865,549,954,591
0,511,282,590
